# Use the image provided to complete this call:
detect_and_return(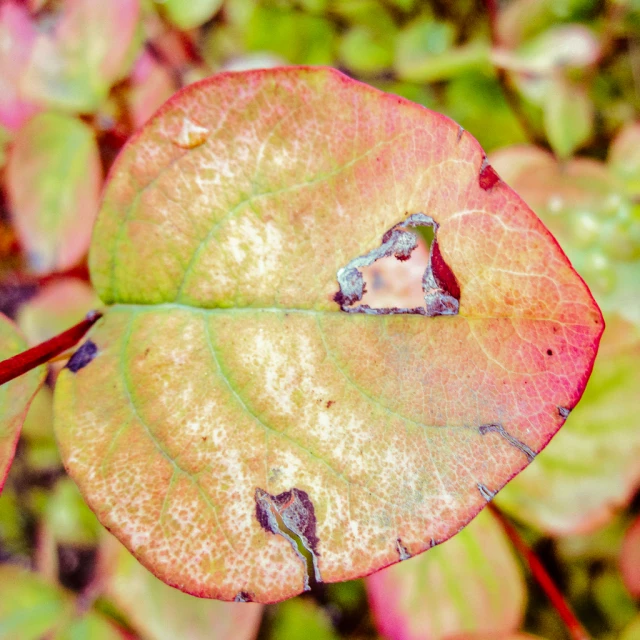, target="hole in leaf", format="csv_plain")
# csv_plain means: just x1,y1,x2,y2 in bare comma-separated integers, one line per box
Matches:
334,213,460,317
